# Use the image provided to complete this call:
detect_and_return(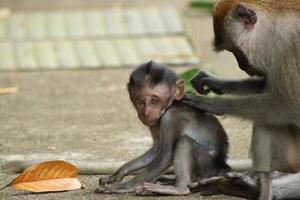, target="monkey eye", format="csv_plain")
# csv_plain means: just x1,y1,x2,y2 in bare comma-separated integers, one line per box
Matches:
136,97,145,105
151,97,160,105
